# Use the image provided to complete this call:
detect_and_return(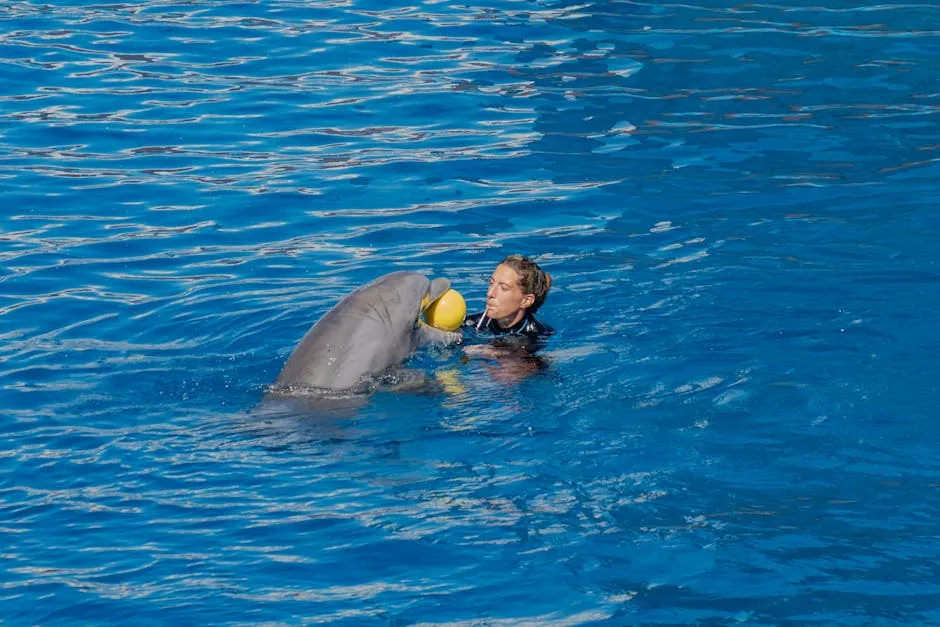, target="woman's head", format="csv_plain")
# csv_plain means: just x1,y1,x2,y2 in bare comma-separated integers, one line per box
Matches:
499,254,552,313
485,254,552,324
